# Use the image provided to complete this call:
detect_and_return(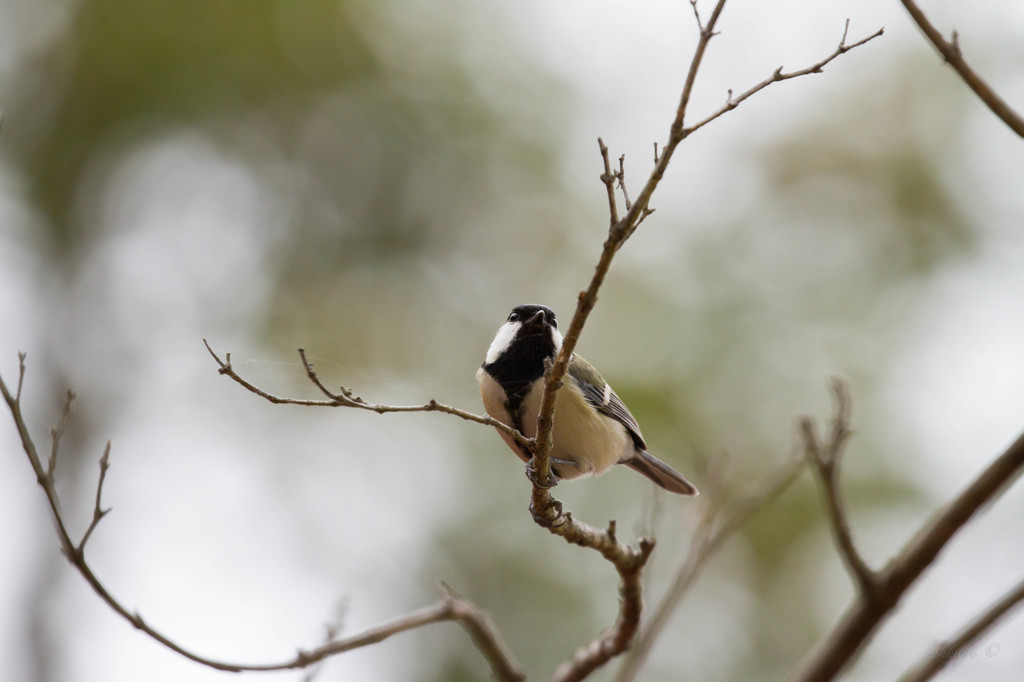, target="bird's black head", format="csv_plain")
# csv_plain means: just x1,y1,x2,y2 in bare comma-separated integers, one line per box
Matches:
481,304,561,403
